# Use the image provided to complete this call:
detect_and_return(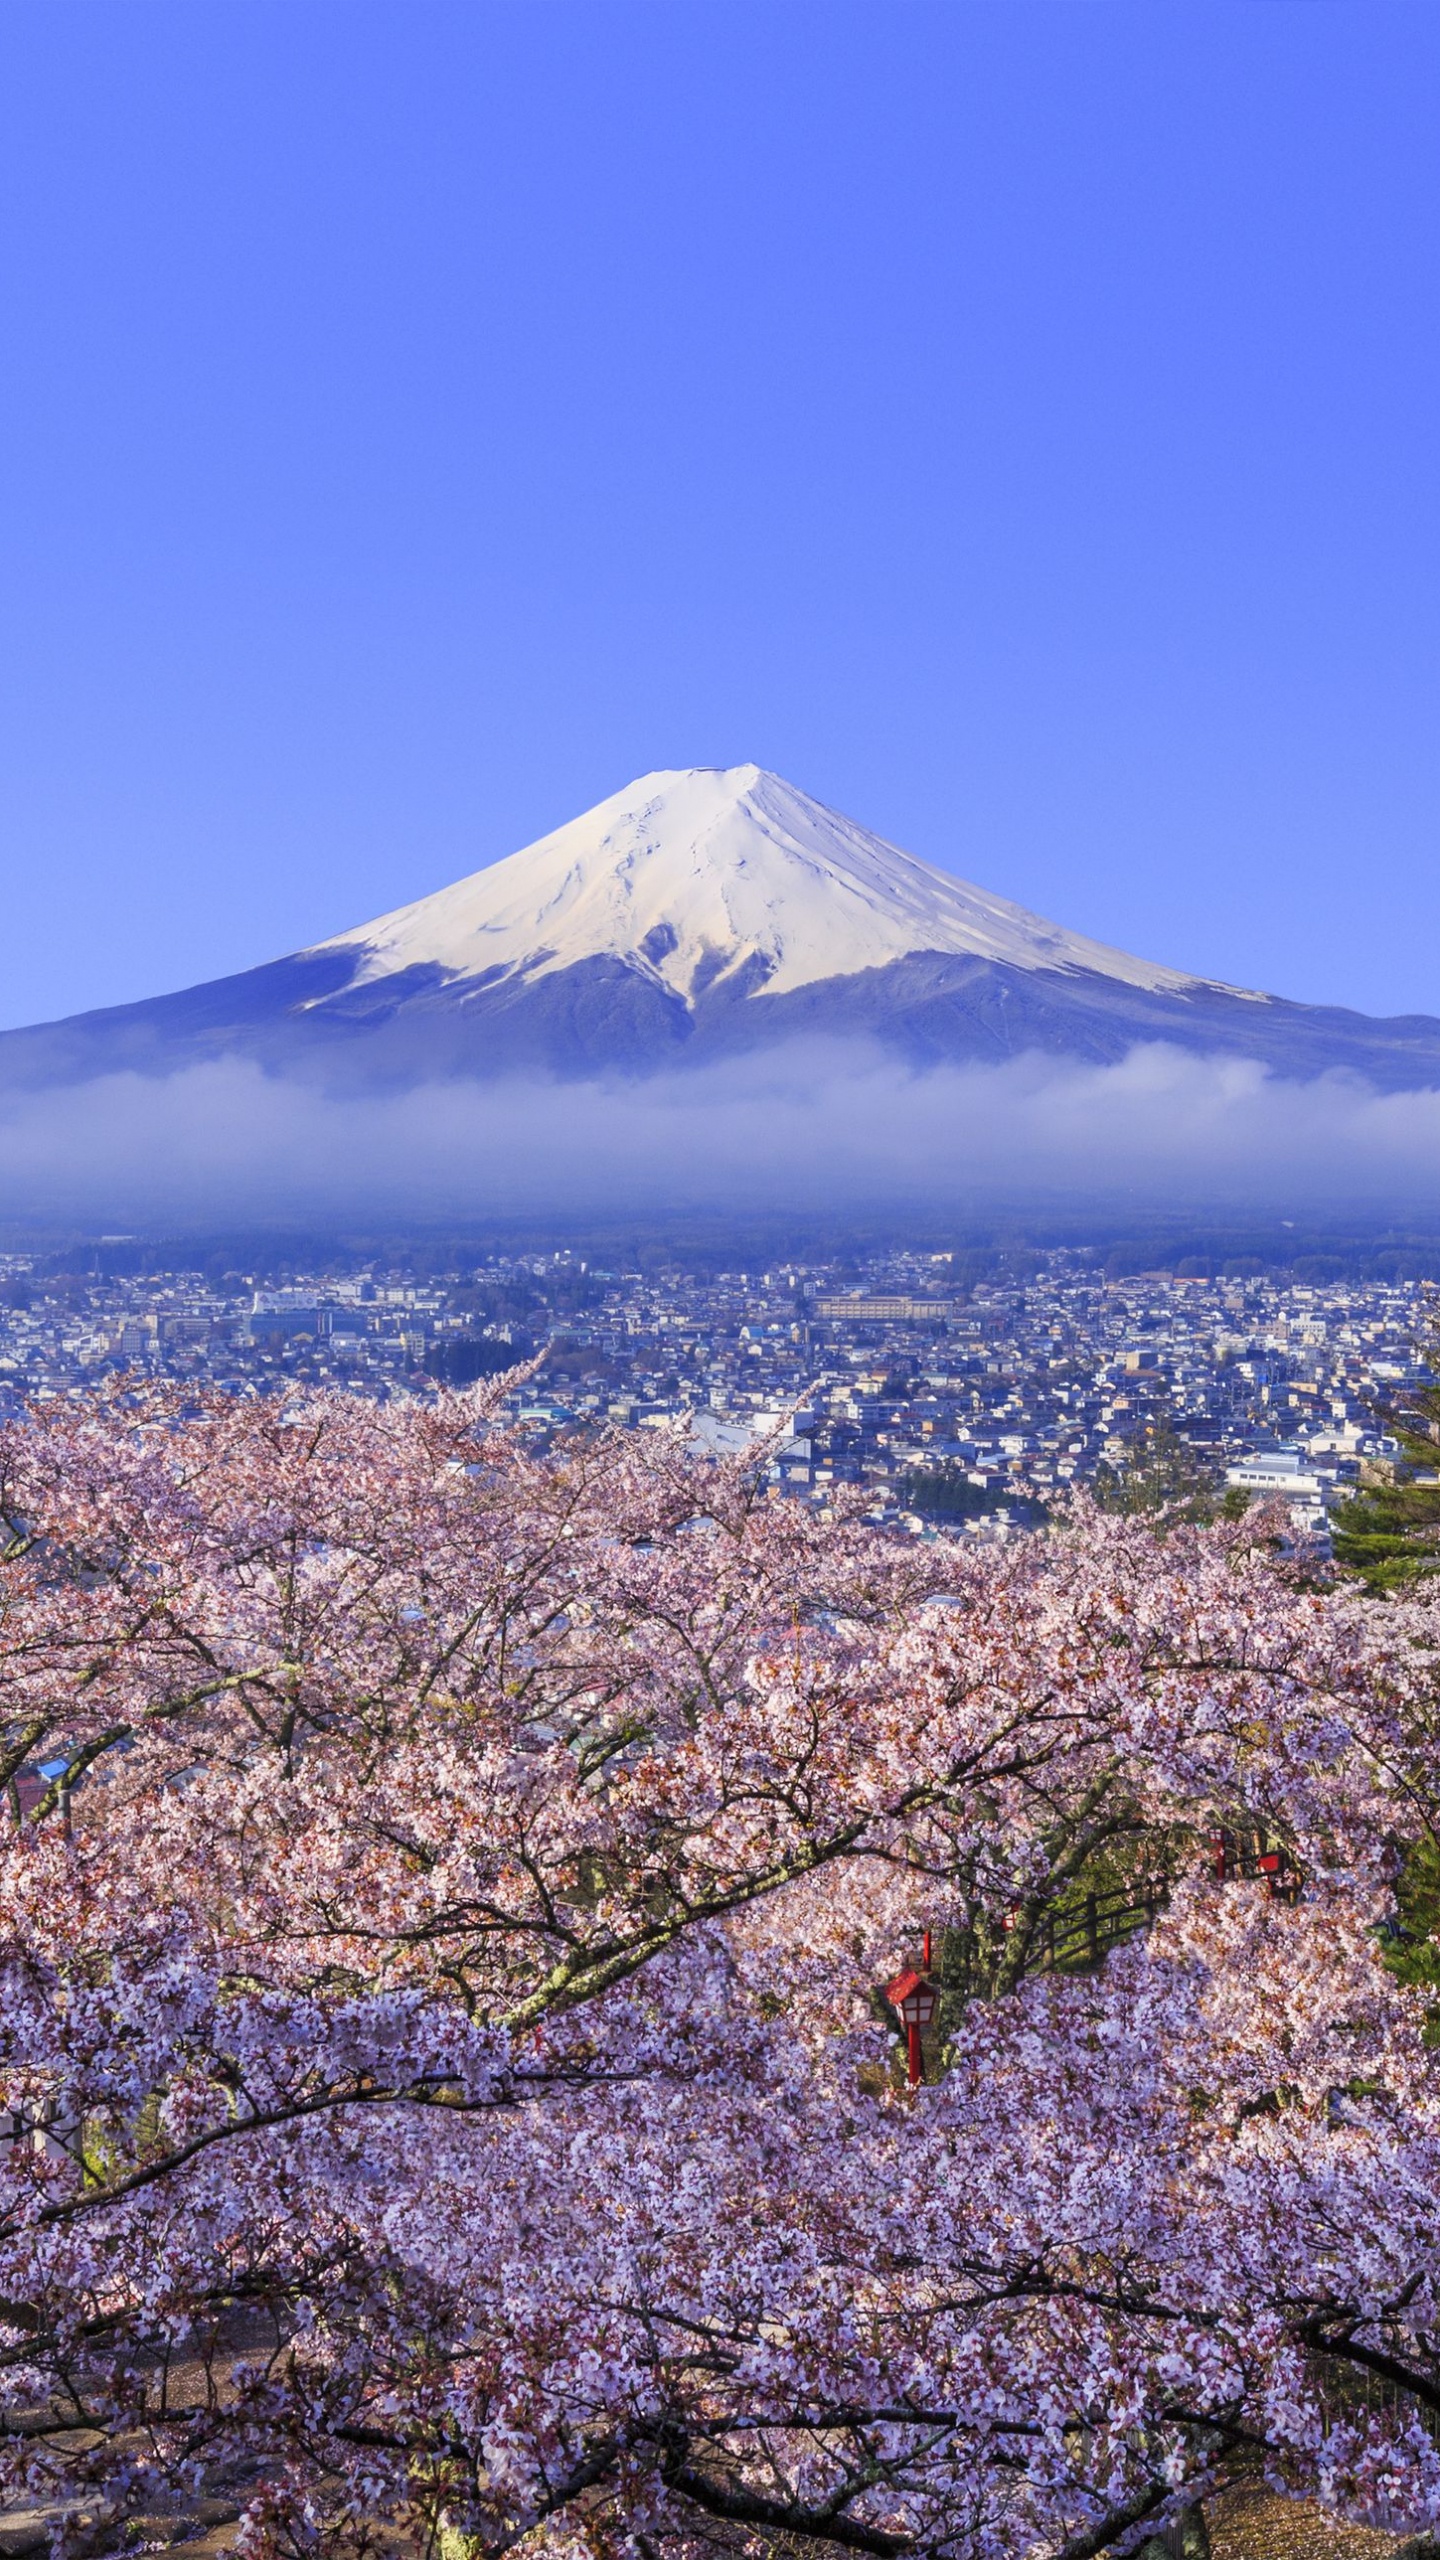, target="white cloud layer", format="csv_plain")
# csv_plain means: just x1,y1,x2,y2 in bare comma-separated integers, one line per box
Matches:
1,1042,1439,1223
